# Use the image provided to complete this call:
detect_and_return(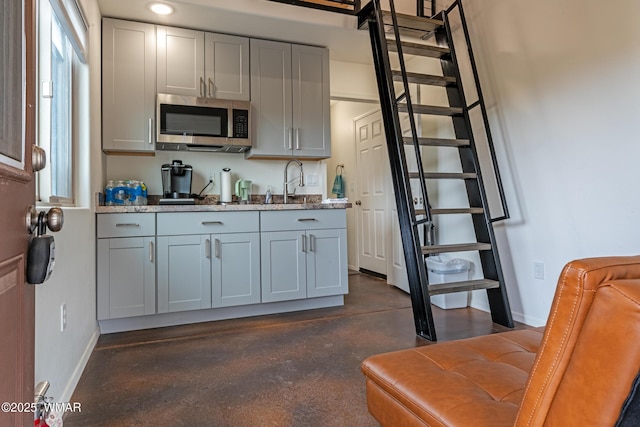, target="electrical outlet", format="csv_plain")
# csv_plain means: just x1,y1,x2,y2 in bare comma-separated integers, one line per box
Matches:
60,303,67,332
208,172,215,184
533,262,545,280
